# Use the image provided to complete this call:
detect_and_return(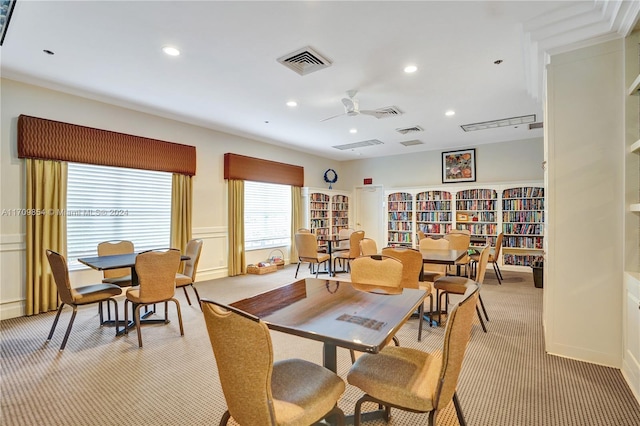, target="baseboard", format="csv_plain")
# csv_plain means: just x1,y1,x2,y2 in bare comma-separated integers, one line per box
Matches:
0,299,25,320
